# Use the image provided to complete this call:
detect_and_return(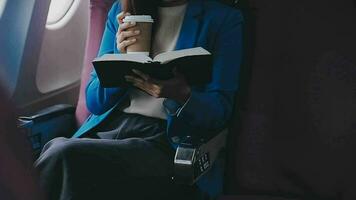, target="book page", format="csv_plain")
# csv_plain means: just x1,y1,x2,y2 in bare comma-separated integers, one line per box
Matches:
94,54,152,63
153,47,211,64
